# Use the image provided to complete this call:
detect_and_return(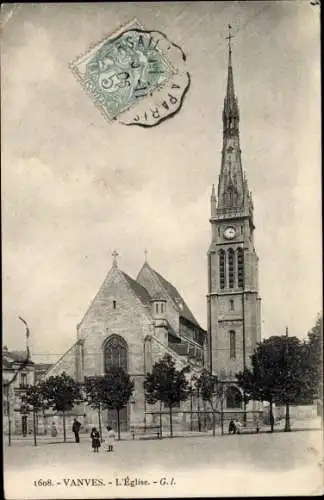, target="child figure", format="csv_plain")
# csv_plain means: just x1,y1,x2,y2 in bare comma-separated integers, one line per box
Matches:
90,427,101,452
105,426,116,452
51,421,57,438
